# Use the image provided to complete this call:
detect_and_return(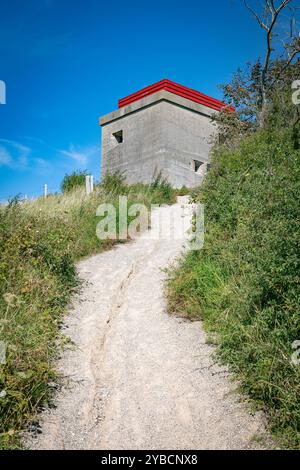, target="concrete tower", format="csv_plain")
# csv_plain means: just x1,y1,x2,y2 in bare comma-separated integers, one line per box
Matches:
99,79,231,188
